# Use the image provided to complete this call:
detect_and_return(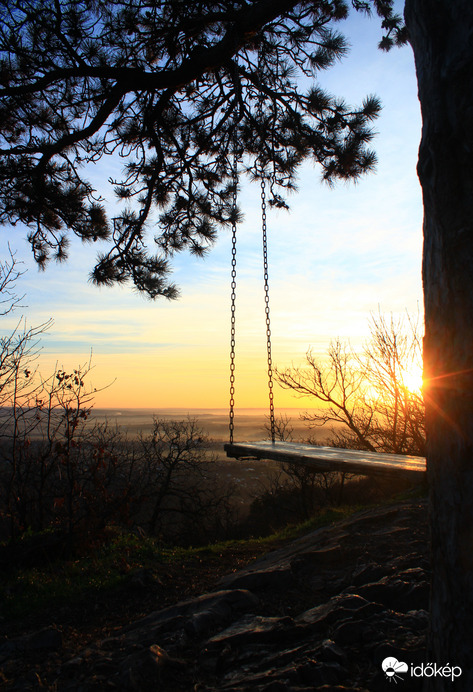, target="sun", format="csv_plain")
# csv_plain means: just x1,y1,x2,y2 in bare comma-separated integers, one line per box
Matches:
401,365,424,394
